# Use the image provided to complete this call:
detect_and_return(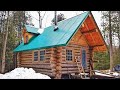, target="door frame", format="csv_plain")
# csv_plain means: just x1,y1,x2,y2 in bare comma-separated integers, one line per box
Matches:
81,48,87,69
